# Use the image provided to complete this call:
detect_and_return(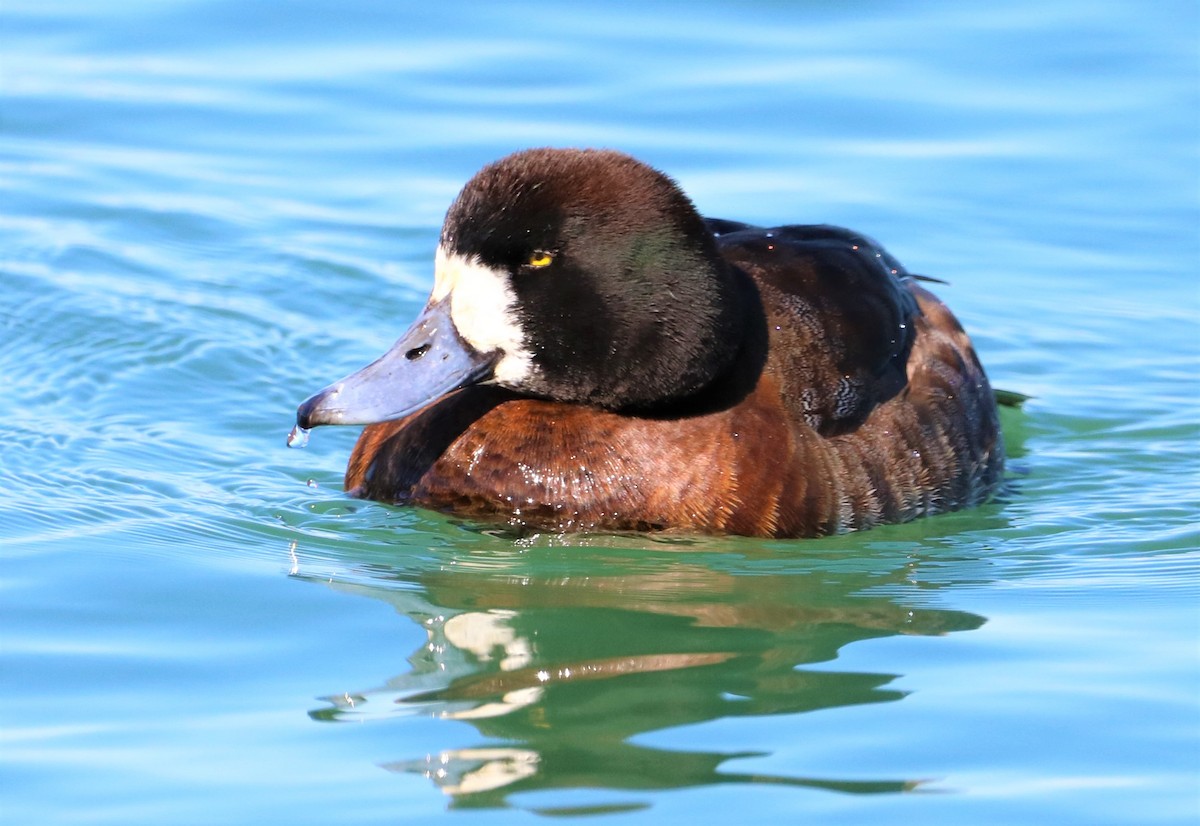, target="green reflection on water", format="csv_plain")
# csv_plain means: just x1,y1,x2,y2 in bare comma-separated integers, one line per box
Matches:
300,529,991,809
